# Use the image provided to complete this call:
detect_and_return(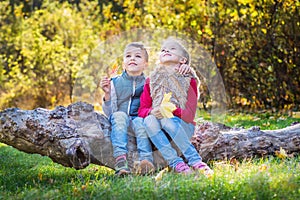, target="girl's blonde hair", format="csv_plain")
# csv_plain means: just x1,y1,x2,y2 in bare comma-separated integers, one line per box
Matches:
163,37,190,65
